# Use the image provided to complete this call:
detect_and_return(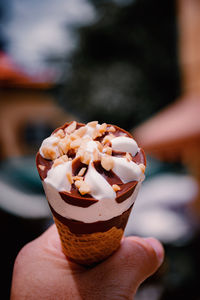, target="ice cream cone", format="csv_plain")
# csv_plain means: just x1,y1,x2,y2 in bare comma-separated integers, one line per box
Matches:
36,121,146,266
53,215,124,266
